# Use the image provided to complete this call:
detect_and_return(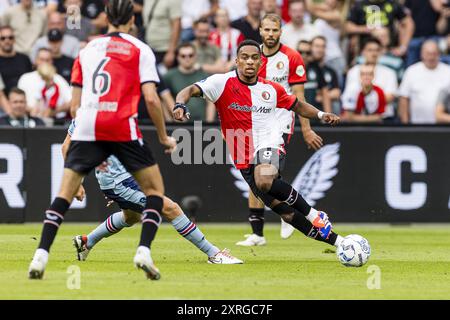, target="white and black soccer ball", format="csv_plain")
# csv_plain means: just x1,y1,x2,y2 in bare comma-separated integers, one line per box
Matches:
336,234,371,267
